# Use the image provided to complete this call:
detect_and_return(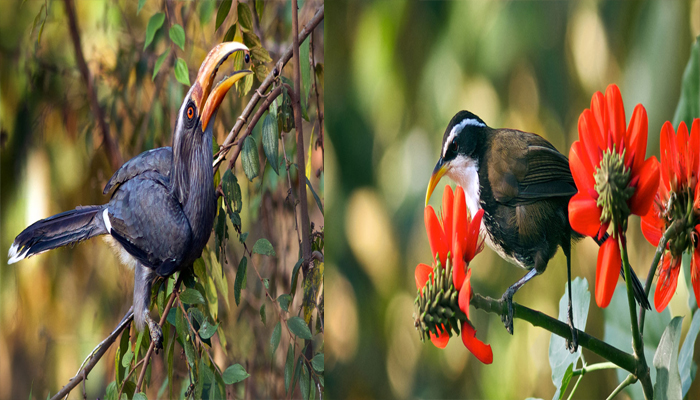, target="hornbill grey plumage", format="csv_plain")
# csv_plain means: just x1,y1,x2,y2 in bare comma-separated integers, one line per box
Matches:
7,42,252,348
